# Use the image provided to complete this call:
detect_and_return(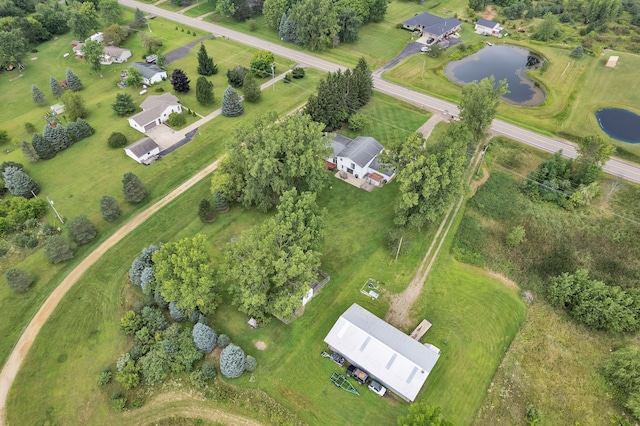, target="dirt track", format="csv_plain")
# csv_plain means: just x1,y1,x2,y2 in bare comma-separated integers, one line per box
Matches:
0,159,221,426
